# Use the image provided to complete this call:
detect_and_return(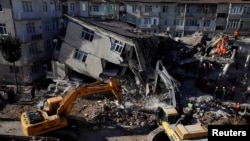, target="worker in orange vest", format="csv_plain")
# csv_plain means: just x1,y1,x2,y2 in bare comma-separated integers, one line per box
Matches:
234,28,239,40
